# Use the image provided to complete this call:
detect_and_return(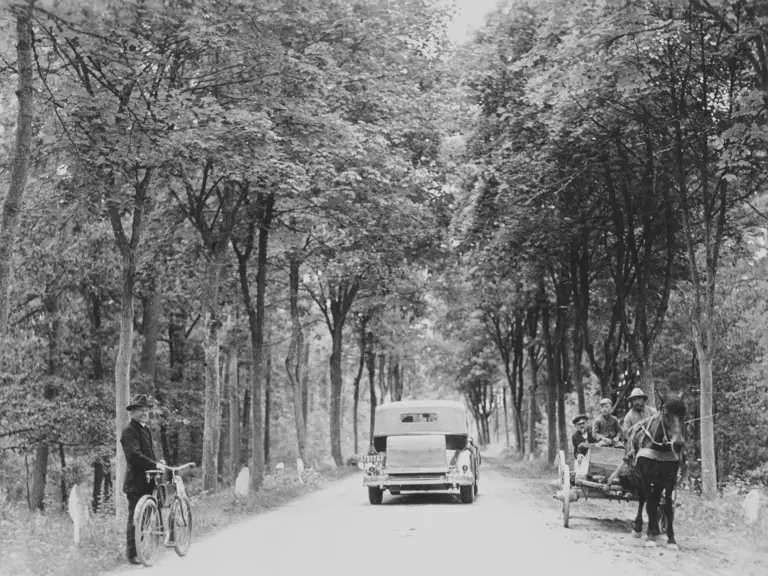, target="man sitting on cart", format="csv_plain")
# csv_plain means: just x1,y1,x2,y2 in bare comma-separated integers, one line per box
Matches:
571,414,594,465
592,398,624,448
622,387,657,435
